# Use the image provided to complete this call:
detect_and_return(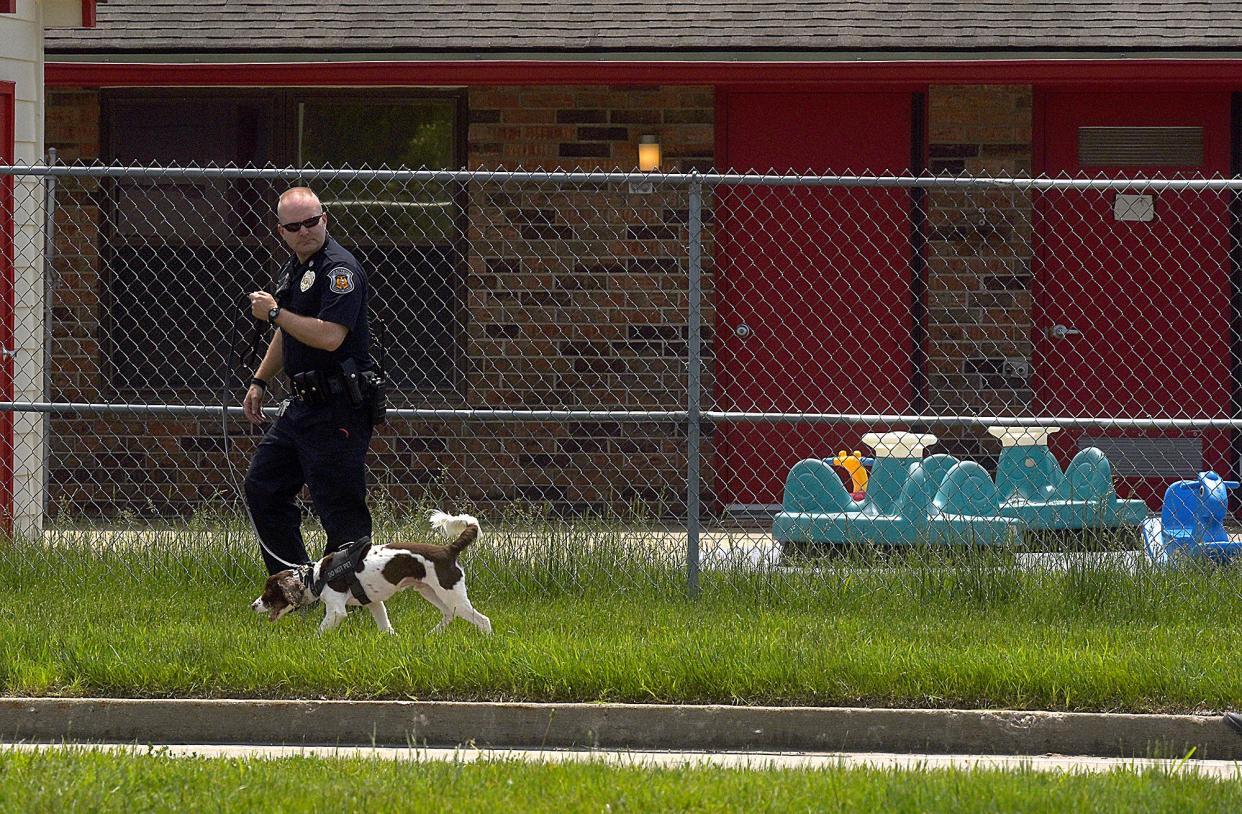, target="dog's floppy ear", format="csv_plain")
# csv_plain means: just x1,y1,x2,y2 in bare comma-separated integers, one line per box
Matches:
278,573,303,608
